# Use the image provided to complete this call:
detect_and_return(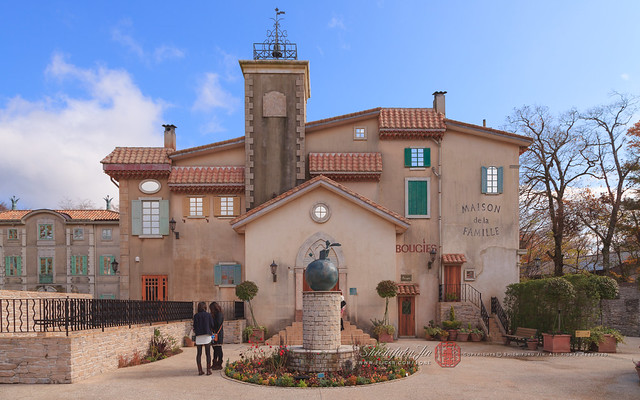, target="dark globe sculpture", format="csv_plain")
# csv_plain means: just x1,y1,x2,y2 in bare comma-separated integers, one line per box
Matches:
305,241,341,291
